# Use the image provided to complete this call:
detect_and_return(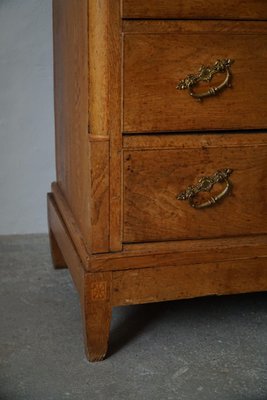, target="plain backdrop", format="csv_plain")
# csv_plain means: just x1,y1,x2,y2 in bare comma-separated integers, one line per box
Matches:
0,0,55,234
